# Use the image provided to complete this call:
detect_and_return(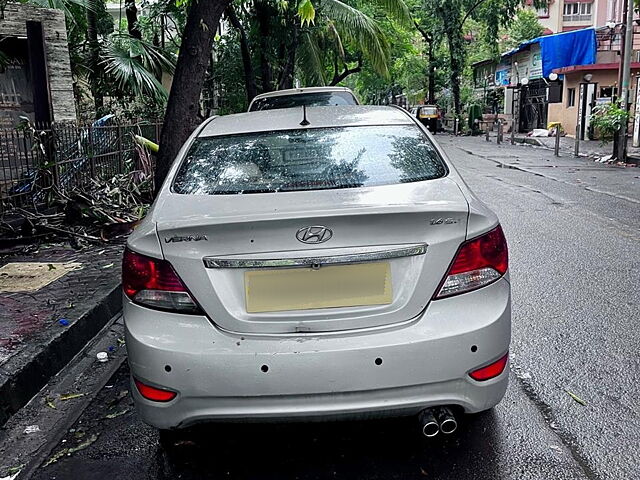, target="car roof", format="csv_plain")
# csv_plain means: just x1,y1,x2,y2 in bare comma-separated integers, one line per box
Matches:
199,105,414,137
251,86,355,101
